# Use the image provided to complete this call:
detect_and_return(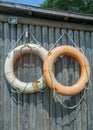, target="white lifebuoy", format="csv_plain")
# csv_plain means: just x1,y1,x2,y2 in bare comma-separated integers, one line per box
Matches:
4,44,48,93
